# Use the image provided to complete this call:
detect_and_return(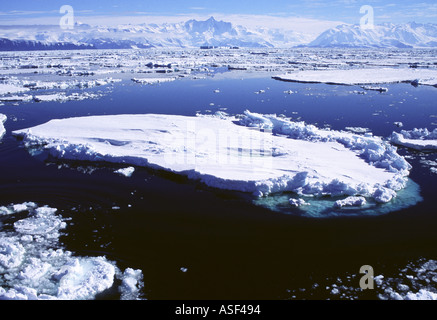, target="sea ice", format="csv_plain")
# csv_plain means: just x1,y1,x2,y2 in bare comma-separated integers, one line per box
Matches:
114,167,135,177
33,92,102,103
334,196,367,208
289,198,310,207
390,128,437,150
0,95,33,102
0,84,29,95
361,86,388,92
273,68,437,86
131,77,176,85
0,203,144,300
377,259,437,300
13,111,411,205
0,114,6,140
